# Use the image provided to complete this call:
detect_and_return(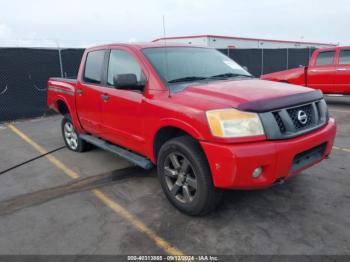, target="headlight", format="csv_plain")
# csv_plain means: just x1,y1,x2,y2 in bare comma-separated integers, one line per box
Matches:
206,108,265,138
